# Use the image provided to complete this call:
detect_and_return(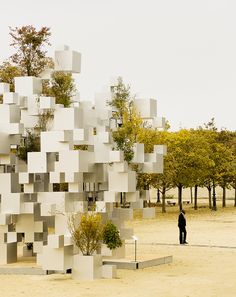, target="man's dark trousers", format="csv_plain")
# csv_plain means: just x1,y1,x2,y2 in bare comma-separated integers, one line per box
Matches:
179,227,187,244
